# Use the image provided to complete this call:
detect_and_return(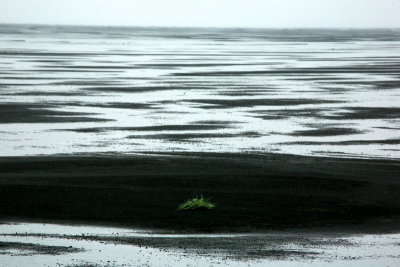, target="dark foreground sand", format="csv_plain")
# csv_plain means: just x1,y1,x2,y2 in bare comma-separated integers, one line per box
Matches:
0,153,399,233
